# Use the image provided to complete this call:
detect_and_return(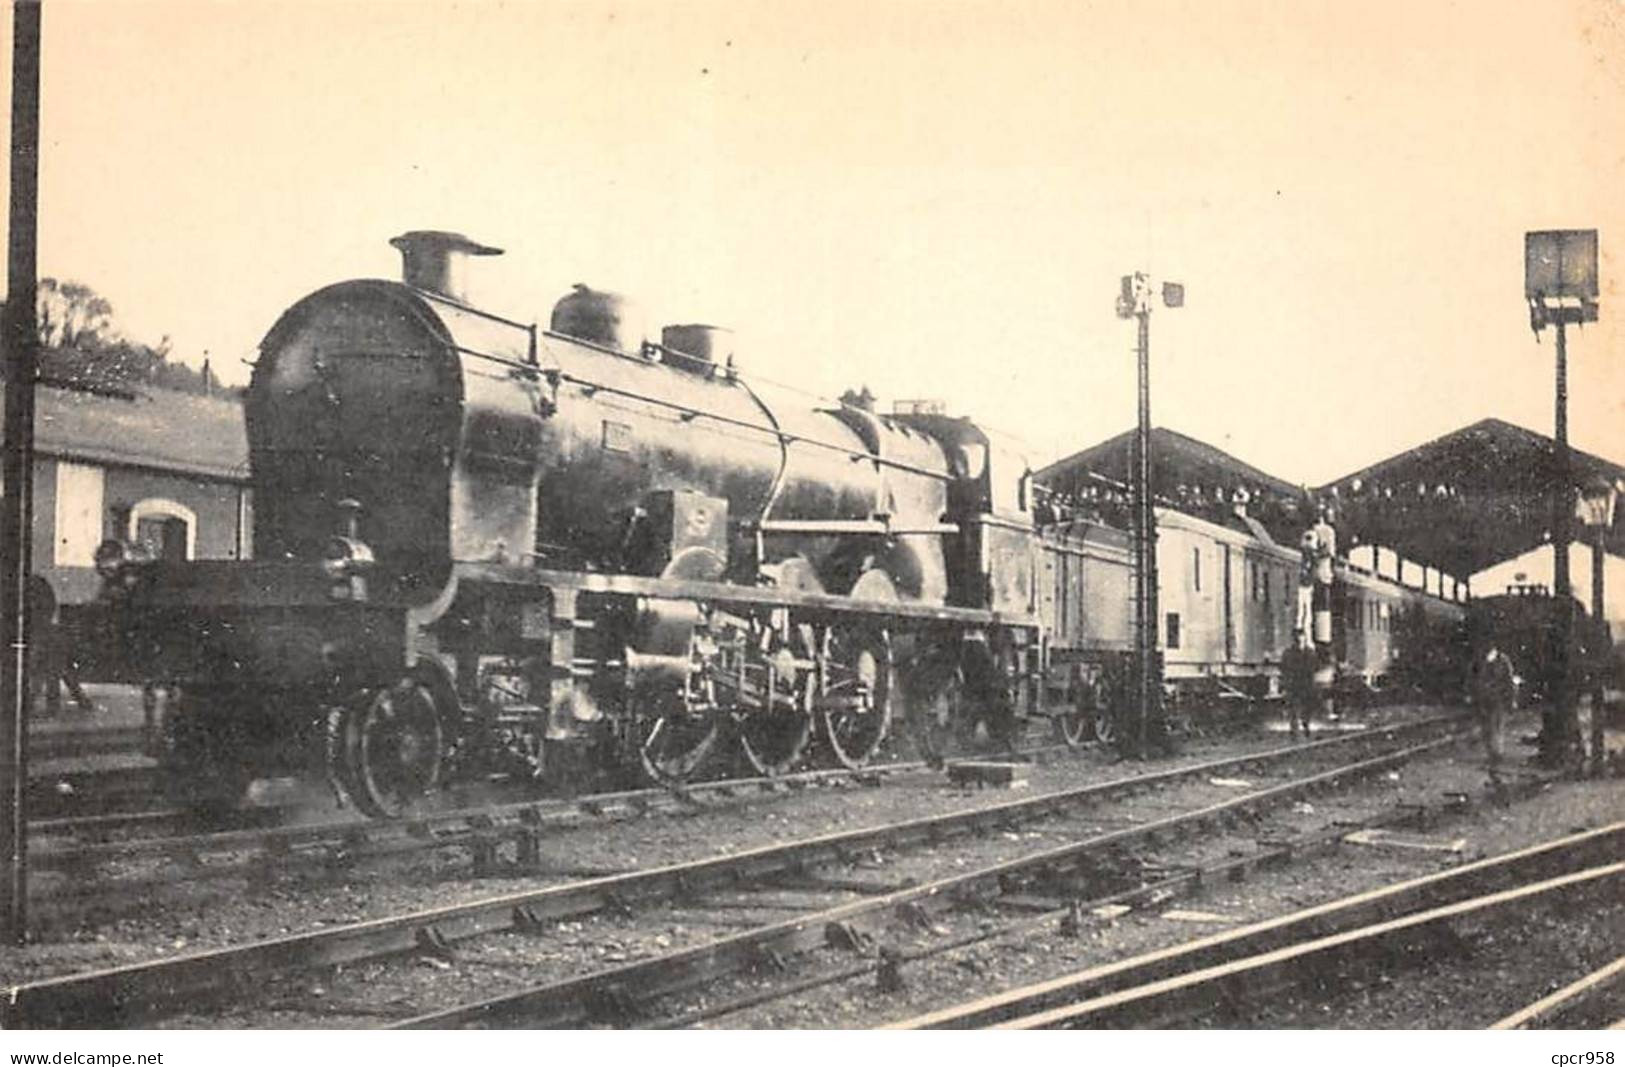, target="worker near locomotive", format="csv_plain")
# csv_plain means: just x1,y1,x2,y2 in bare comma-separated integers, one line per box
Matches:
78,231,1594,819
